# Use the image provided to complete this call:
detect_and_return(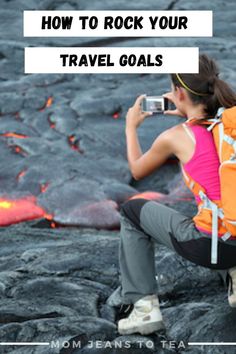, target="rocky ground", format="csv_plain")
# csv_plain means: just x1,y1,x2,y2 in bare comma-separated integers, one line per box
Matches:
0,221,236,354
0,0,236,353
